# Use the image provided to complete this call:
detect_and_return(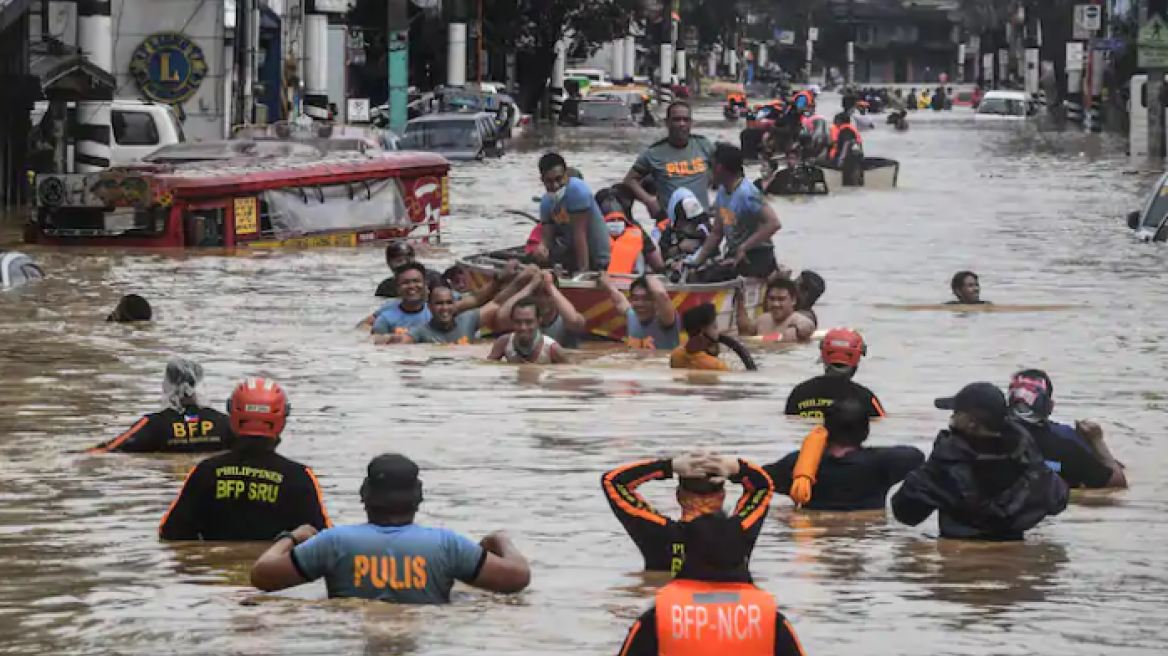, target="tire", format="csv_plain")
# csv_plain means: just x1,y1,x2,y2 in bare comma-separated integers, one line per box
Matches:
717,335,758,371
